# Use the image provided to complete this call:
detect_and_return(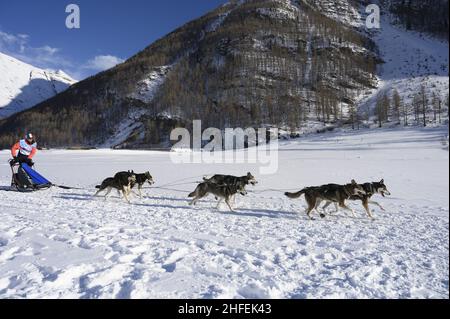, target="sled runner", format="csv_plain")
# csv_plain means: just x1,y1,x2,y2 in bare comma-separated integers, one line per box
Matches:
9,160,52,192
